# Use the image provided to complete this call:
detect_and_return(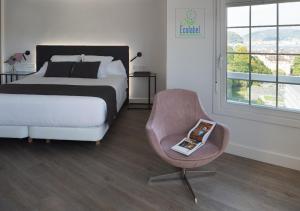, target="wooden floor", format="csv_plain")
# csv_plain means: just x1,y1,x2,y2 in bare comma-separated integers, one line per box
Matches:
0,109,299,211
